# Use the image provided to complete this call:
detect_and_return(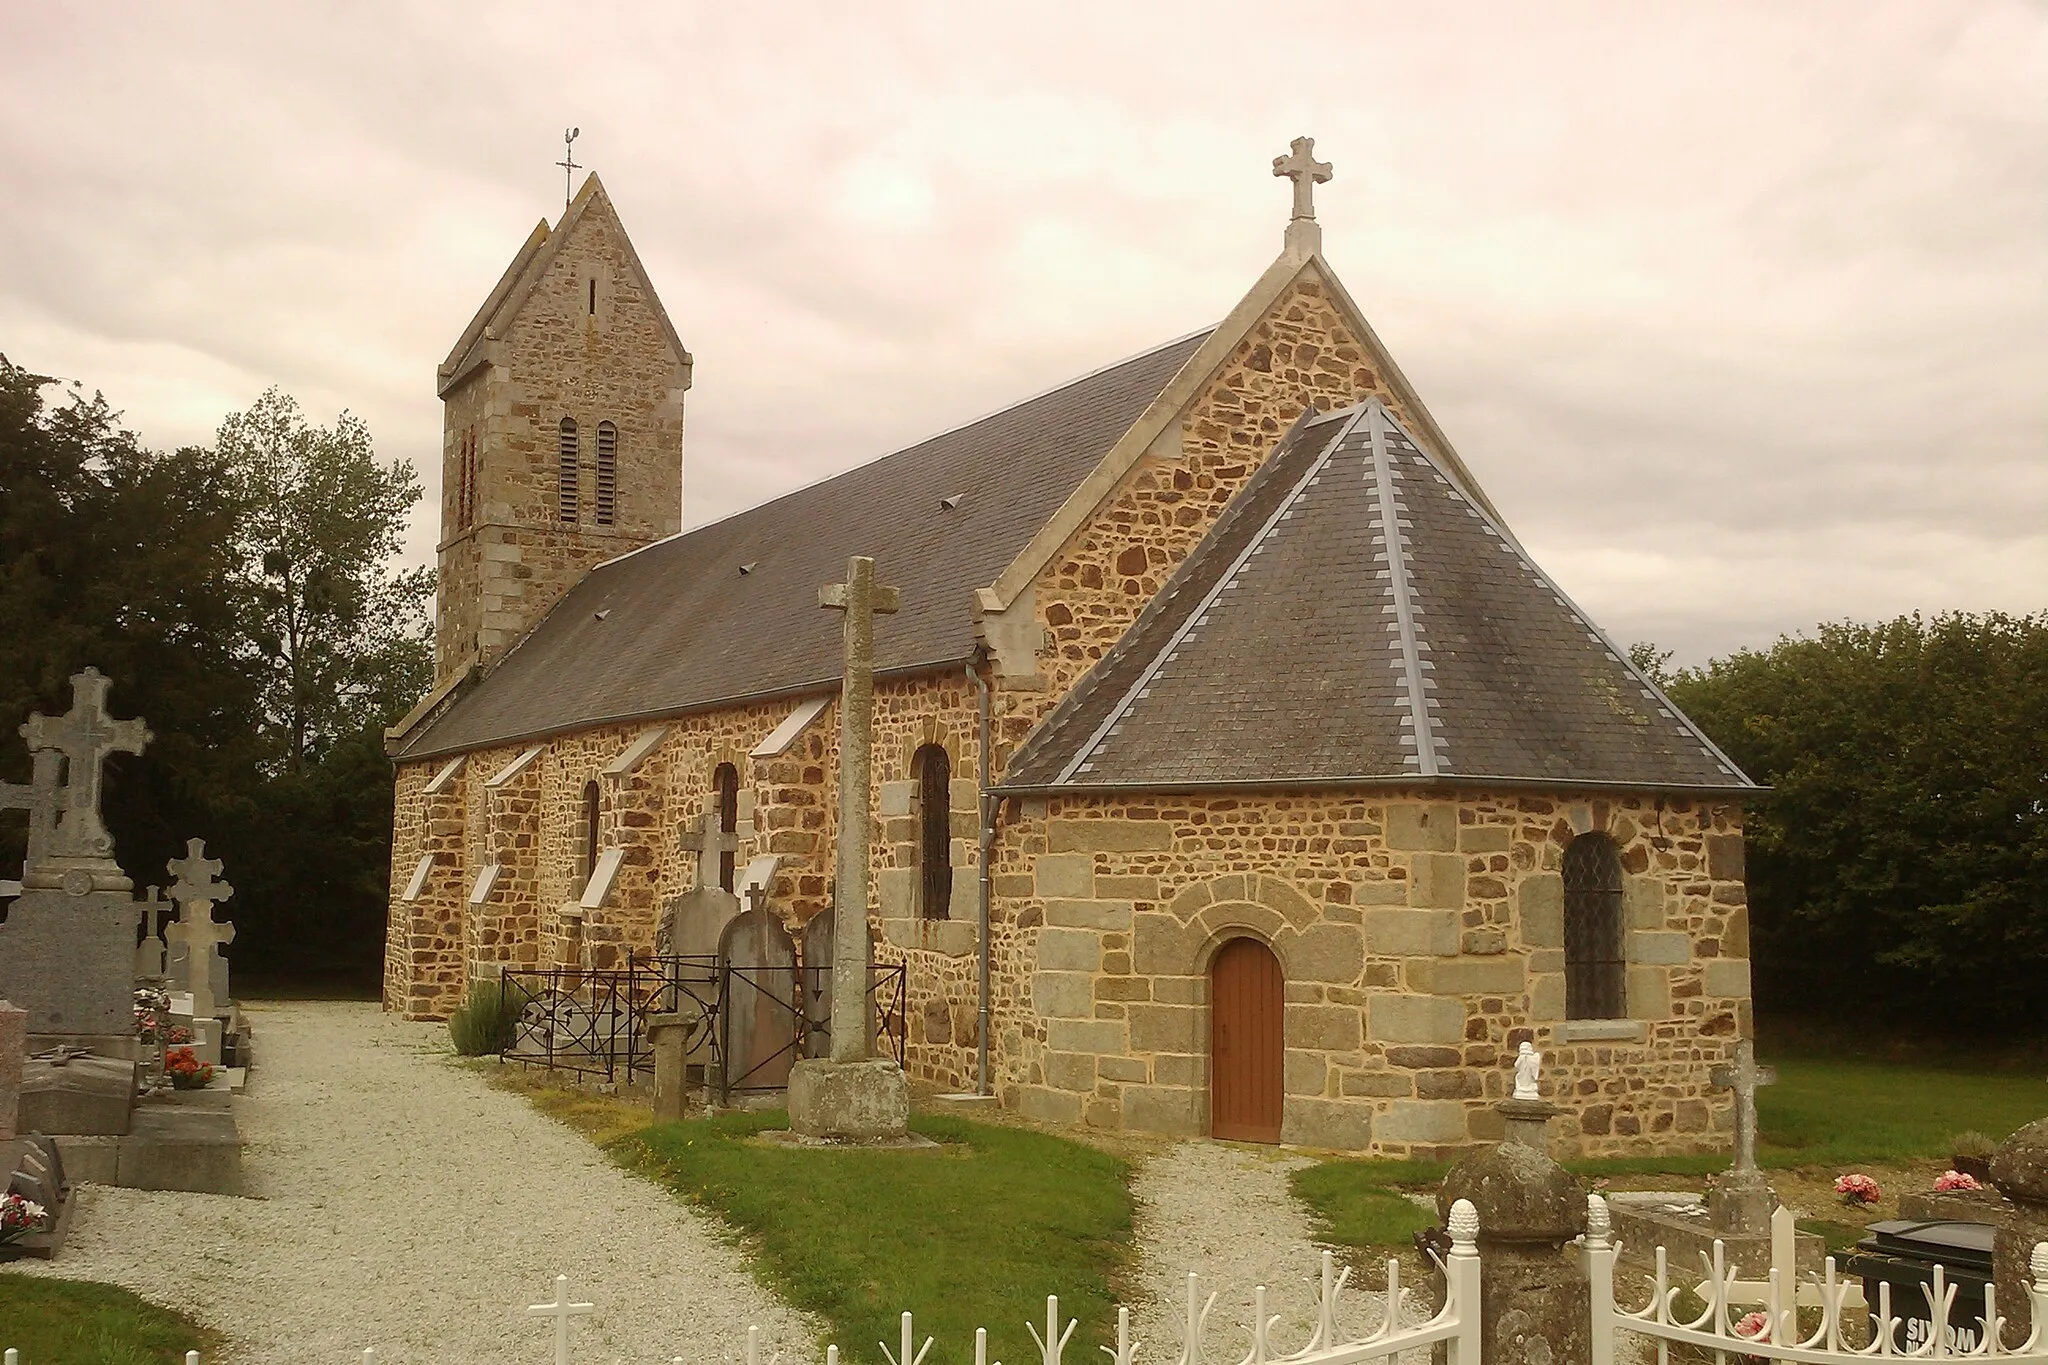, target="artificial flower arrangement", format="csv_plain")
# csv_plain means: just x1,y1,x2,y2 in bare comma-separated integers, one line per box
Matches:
1934,1169,1985,1193
1735,1309,1771,1364
0,1192,49,1245
165,1046,219,1091
1835,1172,1882,1206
